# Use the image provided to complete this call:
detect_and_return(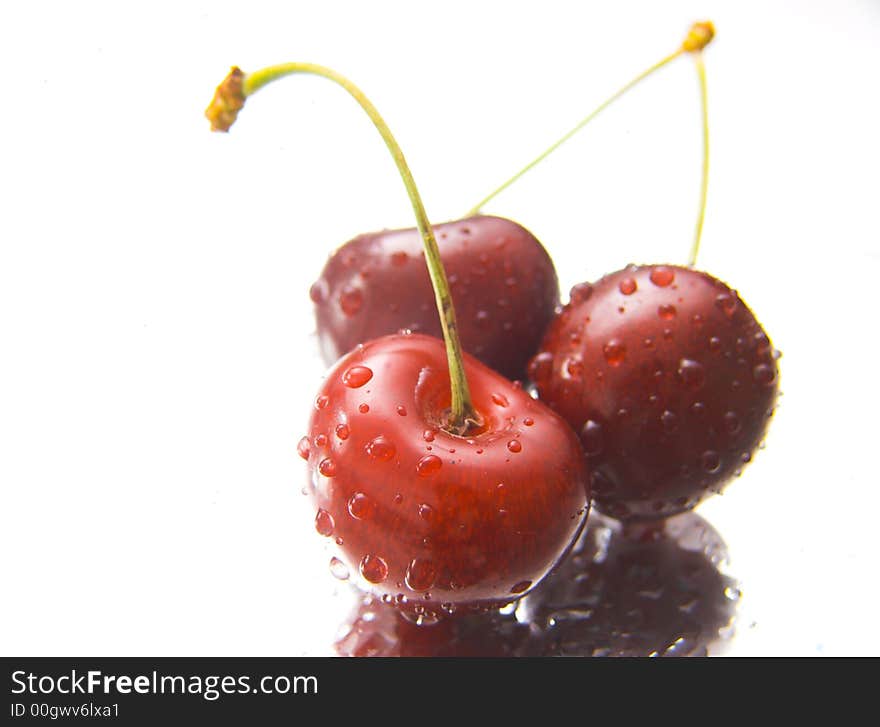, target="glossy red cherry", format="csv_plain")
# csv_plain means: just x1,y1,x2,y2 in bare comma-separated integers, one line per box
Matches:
310,214,559,380
300,332,589,619
530,264,779,520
